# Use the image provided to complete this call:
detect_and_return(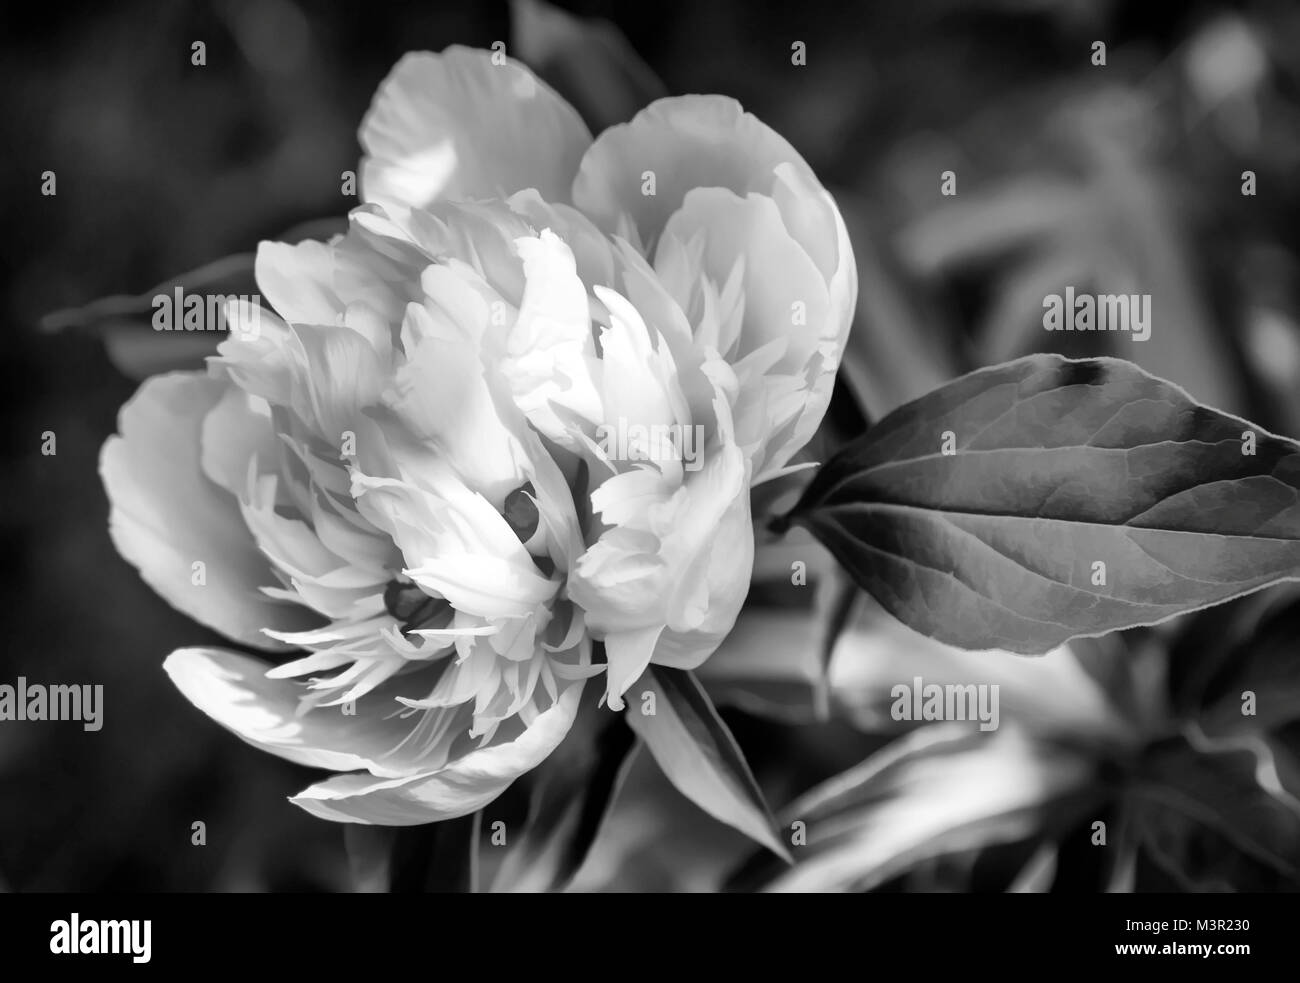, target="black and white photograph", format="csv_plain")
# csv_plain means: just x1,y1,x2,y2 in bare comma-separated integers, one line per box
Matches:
2,0,1297,965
